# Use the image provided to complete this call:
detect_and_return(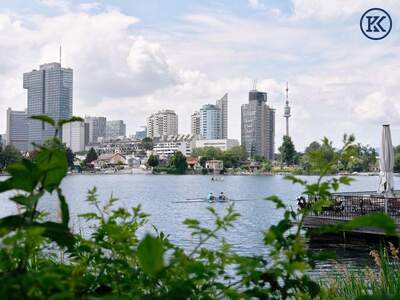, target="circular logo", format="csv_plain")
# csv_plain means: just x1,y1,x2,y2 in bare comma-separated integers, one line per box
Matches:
360,8,392,40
